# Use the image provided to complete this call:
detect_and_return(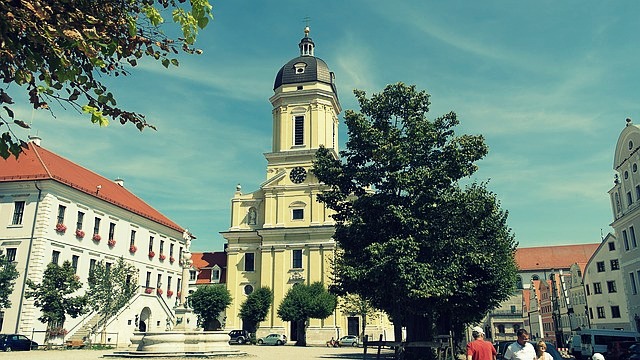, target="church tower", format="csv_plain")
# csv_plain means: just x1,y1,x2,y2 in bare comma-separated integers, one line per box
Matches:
222,27,341,343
